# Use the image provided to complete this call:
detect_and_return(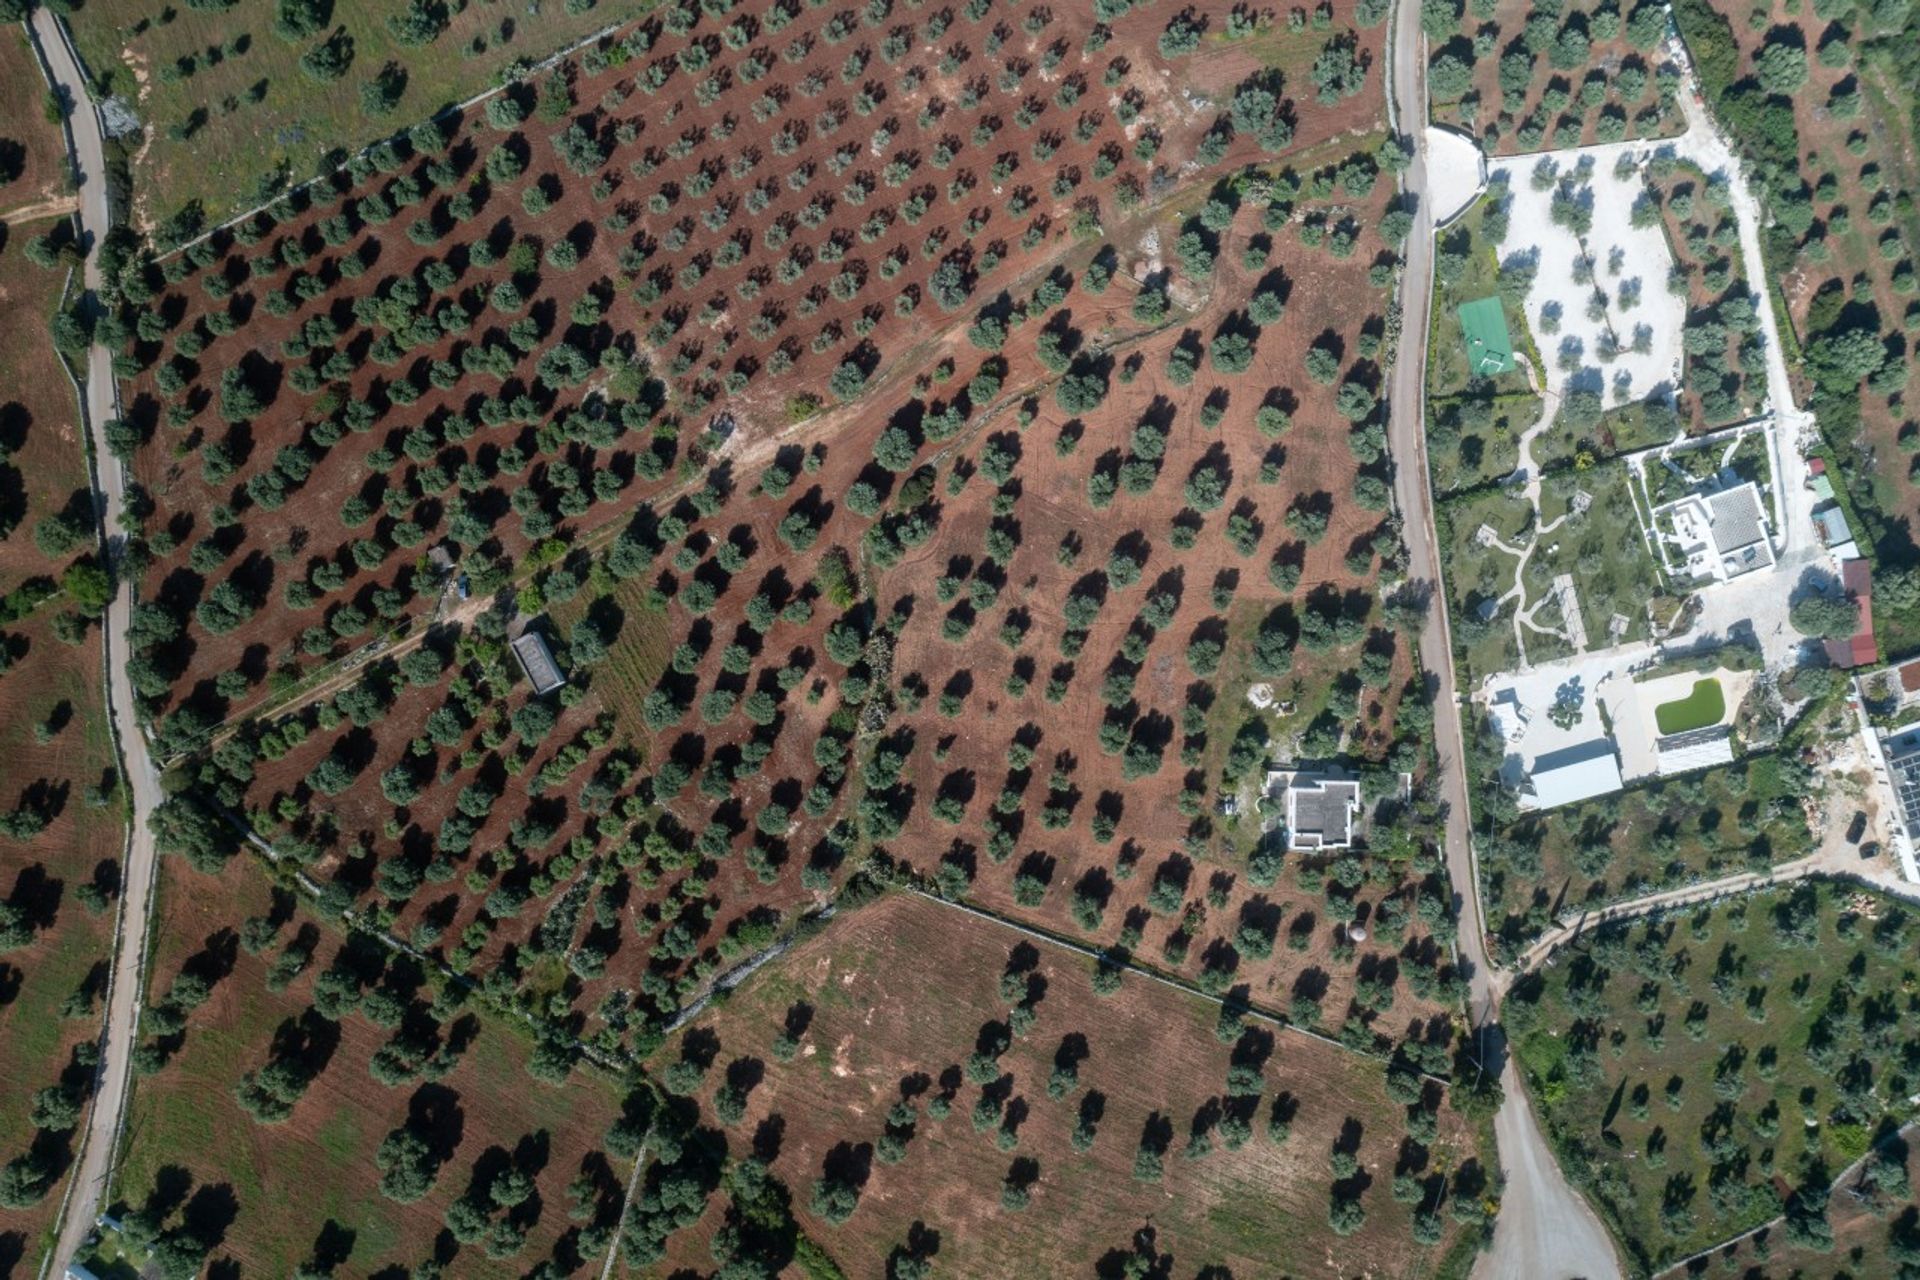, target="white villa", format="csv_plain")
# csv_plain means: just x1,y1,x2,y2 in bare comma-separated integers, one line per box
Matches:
1654,481,1775,584
1262,769,1362,851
